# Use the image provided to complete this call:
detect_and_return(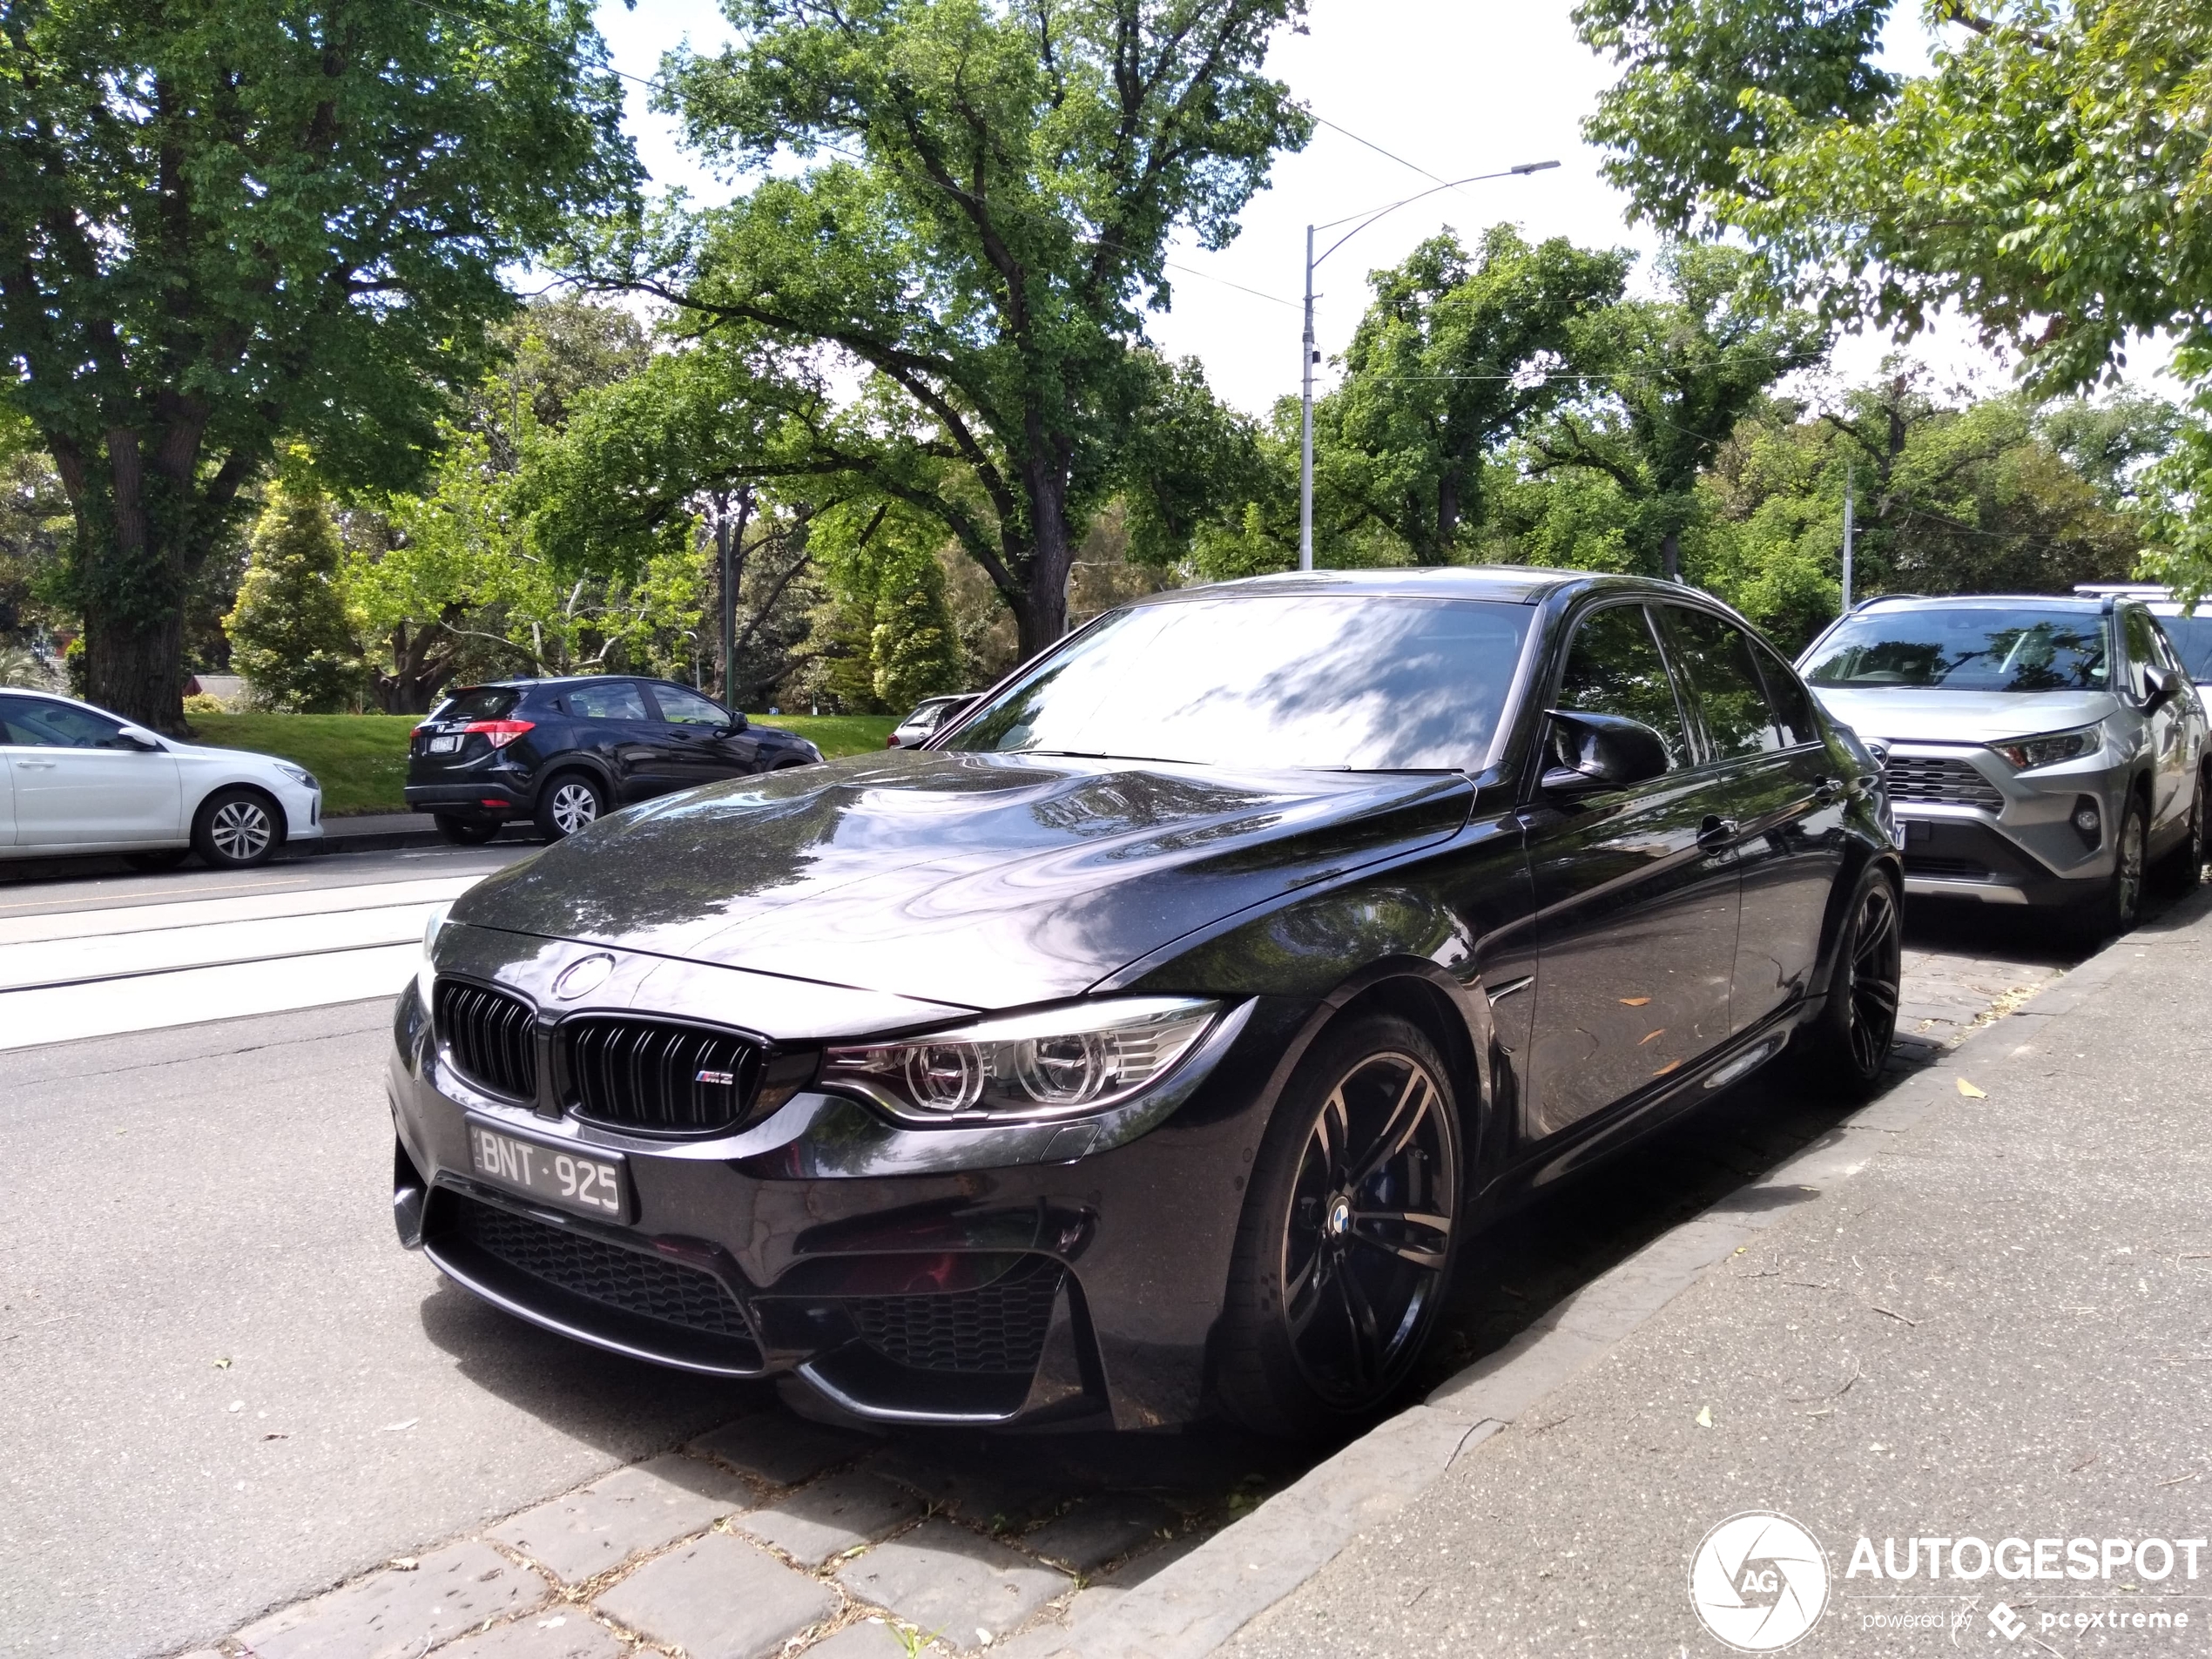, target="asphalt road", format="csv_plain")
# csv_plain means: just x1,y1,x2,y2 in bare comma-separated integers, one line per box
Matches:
0,850,2112,1659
